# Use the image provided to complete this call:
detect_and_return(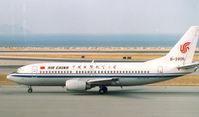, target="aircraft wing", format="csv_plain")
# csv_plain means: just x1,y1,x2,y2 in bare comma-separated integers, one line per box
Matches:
87,78,119,85
177,61,199,69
